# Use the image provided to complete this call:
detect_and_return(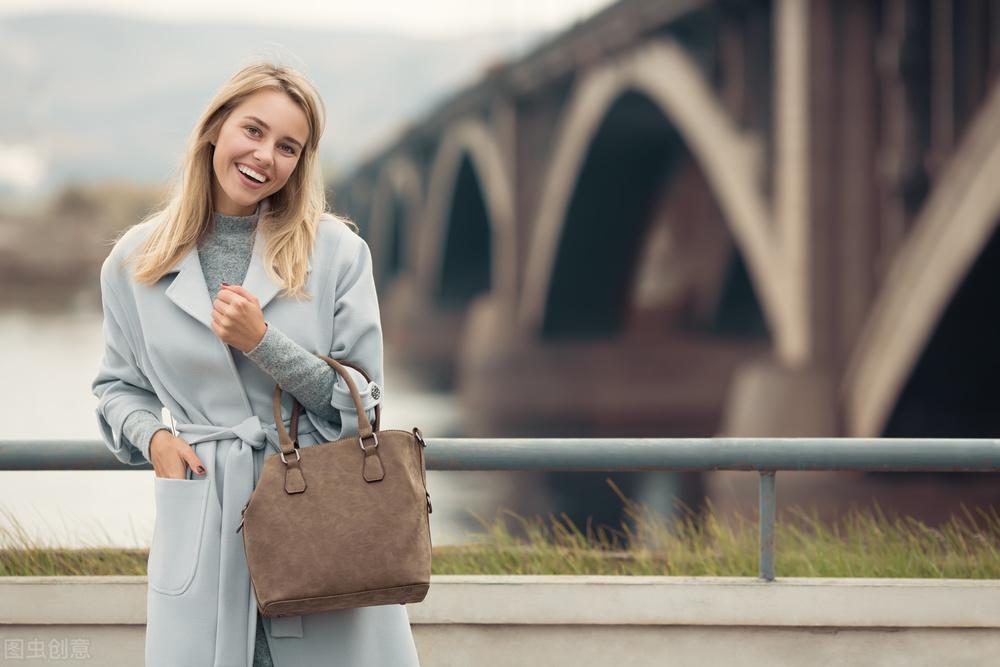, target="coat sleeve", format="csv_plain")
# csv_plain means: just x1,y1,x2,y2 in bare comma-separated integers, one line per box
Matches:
321,236,384,438
91,259,165,465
